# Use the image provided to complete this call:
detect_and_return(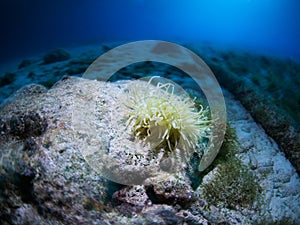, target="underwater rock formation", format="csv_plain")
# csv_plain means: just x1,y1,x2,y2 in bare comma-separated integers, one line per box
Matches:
0,74,299,224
